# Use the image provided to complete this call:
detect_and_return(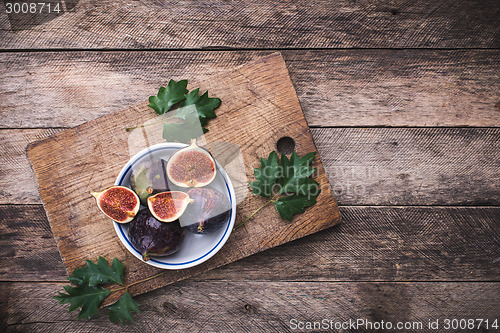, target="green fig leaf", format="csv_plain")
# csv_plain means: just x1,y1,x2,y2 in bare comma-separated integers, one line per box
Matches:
106,291,140,325
249,151,279,198
246,150,321,223
72,256,124,287
148,79,188,115
54,284,110,320
277,151,317,196
56,257,143,324
274,193,319,221
179,88,221,126
144,81,221,142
